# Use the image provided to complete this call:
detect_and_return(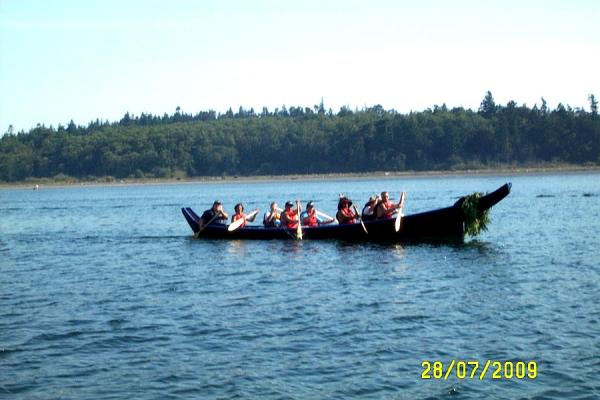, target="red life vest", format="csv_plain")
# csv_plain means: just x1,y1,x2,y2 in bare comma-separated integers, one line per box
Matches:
338,208,356,224
232,212,246,227
379,200,395,219
283,210,298,229
303,211,318,227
